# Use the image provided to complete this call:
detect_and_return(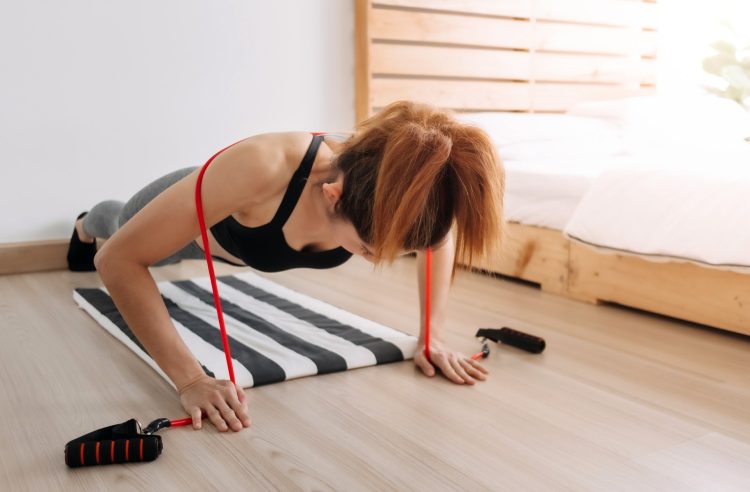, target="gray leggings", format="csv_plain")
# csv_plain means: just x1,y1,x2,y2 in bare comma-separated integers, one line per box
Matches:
82,166,205,266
